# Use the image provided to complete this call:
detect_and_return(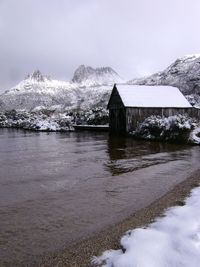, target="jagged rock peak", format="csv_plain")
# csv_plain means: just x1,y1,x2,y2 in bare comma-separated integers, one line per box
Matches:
181,54,200,61
129,53,200,91
72,64,120,84
25,70,50,82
